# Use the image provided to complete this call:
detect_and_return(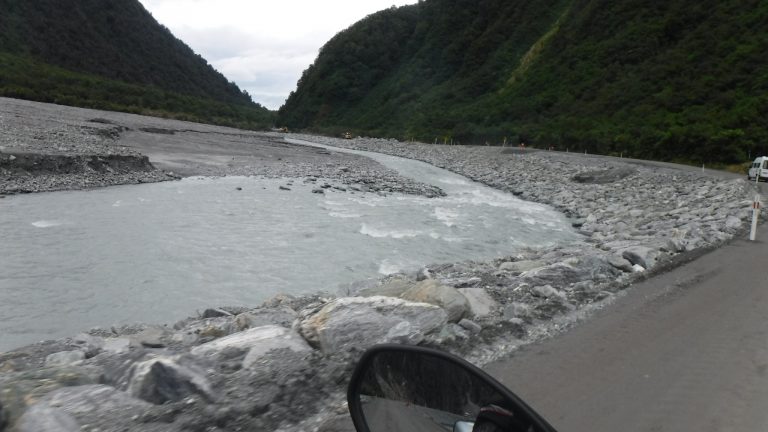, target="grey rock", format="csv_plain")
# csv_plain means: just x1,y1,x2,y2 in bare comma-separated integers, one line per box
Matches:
358,277,414,298
724,215,742,230
15,405,80,432
191,325,306,360
233,307,297,331
71,333,104,357
498,260,546,273
44,351,85,367
430,323,470,345
503,302,532,320
127,357,213,404
400,279,469,322
458,319,482,334
532,285,566,300
621,246,659,269
0,398,6,431
457,288,498,318
241,327,312,368
522,256,618,286
201,308,232,318
180,316,235,341
33,385,150,424
299,296,447,352
102,337,131,354
607,254,635,273
131,326,171,348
